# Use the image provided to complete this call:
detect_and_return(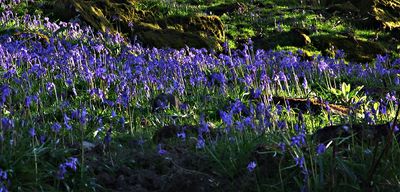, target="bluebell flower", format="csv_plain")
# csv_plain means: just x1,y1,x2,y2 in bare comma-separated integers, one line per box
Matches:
65,157,78,171
28,128,36,137
250,88,262,99
0,169,7,180
1,118,14,130
295,156,305,169
395,76,400,86
51,122,62,133
290,134,306,147
40,135,46,144
247,161,257,172
79,107,87,125
364,111,374,125
243,117,255,130
57,164,67,180
93,44,104,53
276,105,283,115
46,82,55,93
235,121,244,132
196,136,205,149
278,142,286,152
379,101,387,114
56,157,78,180
104,128,112,144
220,111,233,127
386,93,397,102
119,117,125,128
277,120,286,129
318,60,328,72
0,185,8,192
157,144,167,155
64,114,72,131
316,143,326,155
177,131,186,140
0,85,11,106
